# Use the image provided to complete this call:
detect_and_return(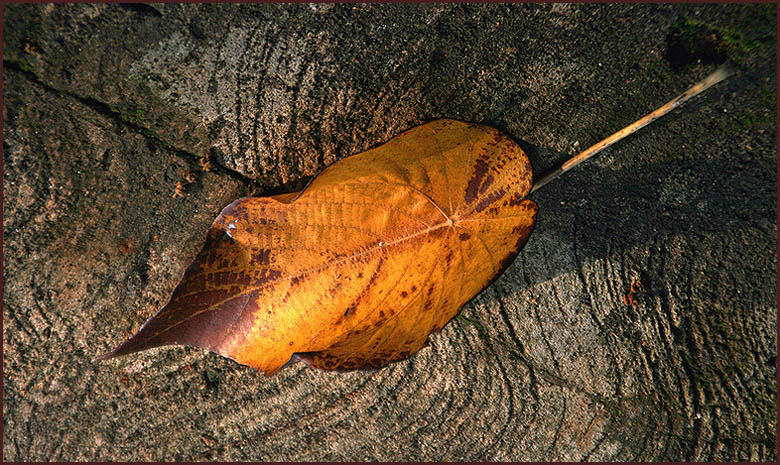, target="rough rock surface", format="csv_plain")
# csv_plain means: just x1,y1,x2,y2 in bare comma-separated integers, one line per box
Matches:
3,3,776,461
